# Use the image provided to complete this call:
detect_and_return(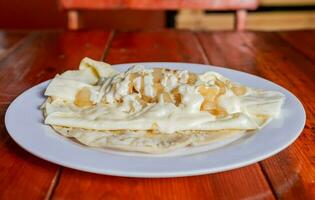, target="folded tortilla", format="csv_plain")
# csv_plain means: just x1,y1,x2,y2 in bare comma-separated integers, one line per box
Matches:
42,57,285,153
